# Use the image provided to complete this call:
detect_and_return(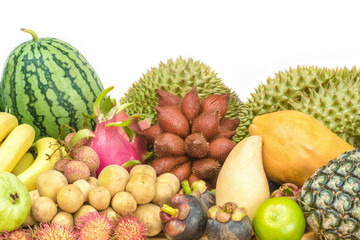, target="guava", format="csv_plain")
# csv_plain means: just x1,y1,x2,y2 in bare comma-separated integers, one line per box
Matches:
0,171,31,231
